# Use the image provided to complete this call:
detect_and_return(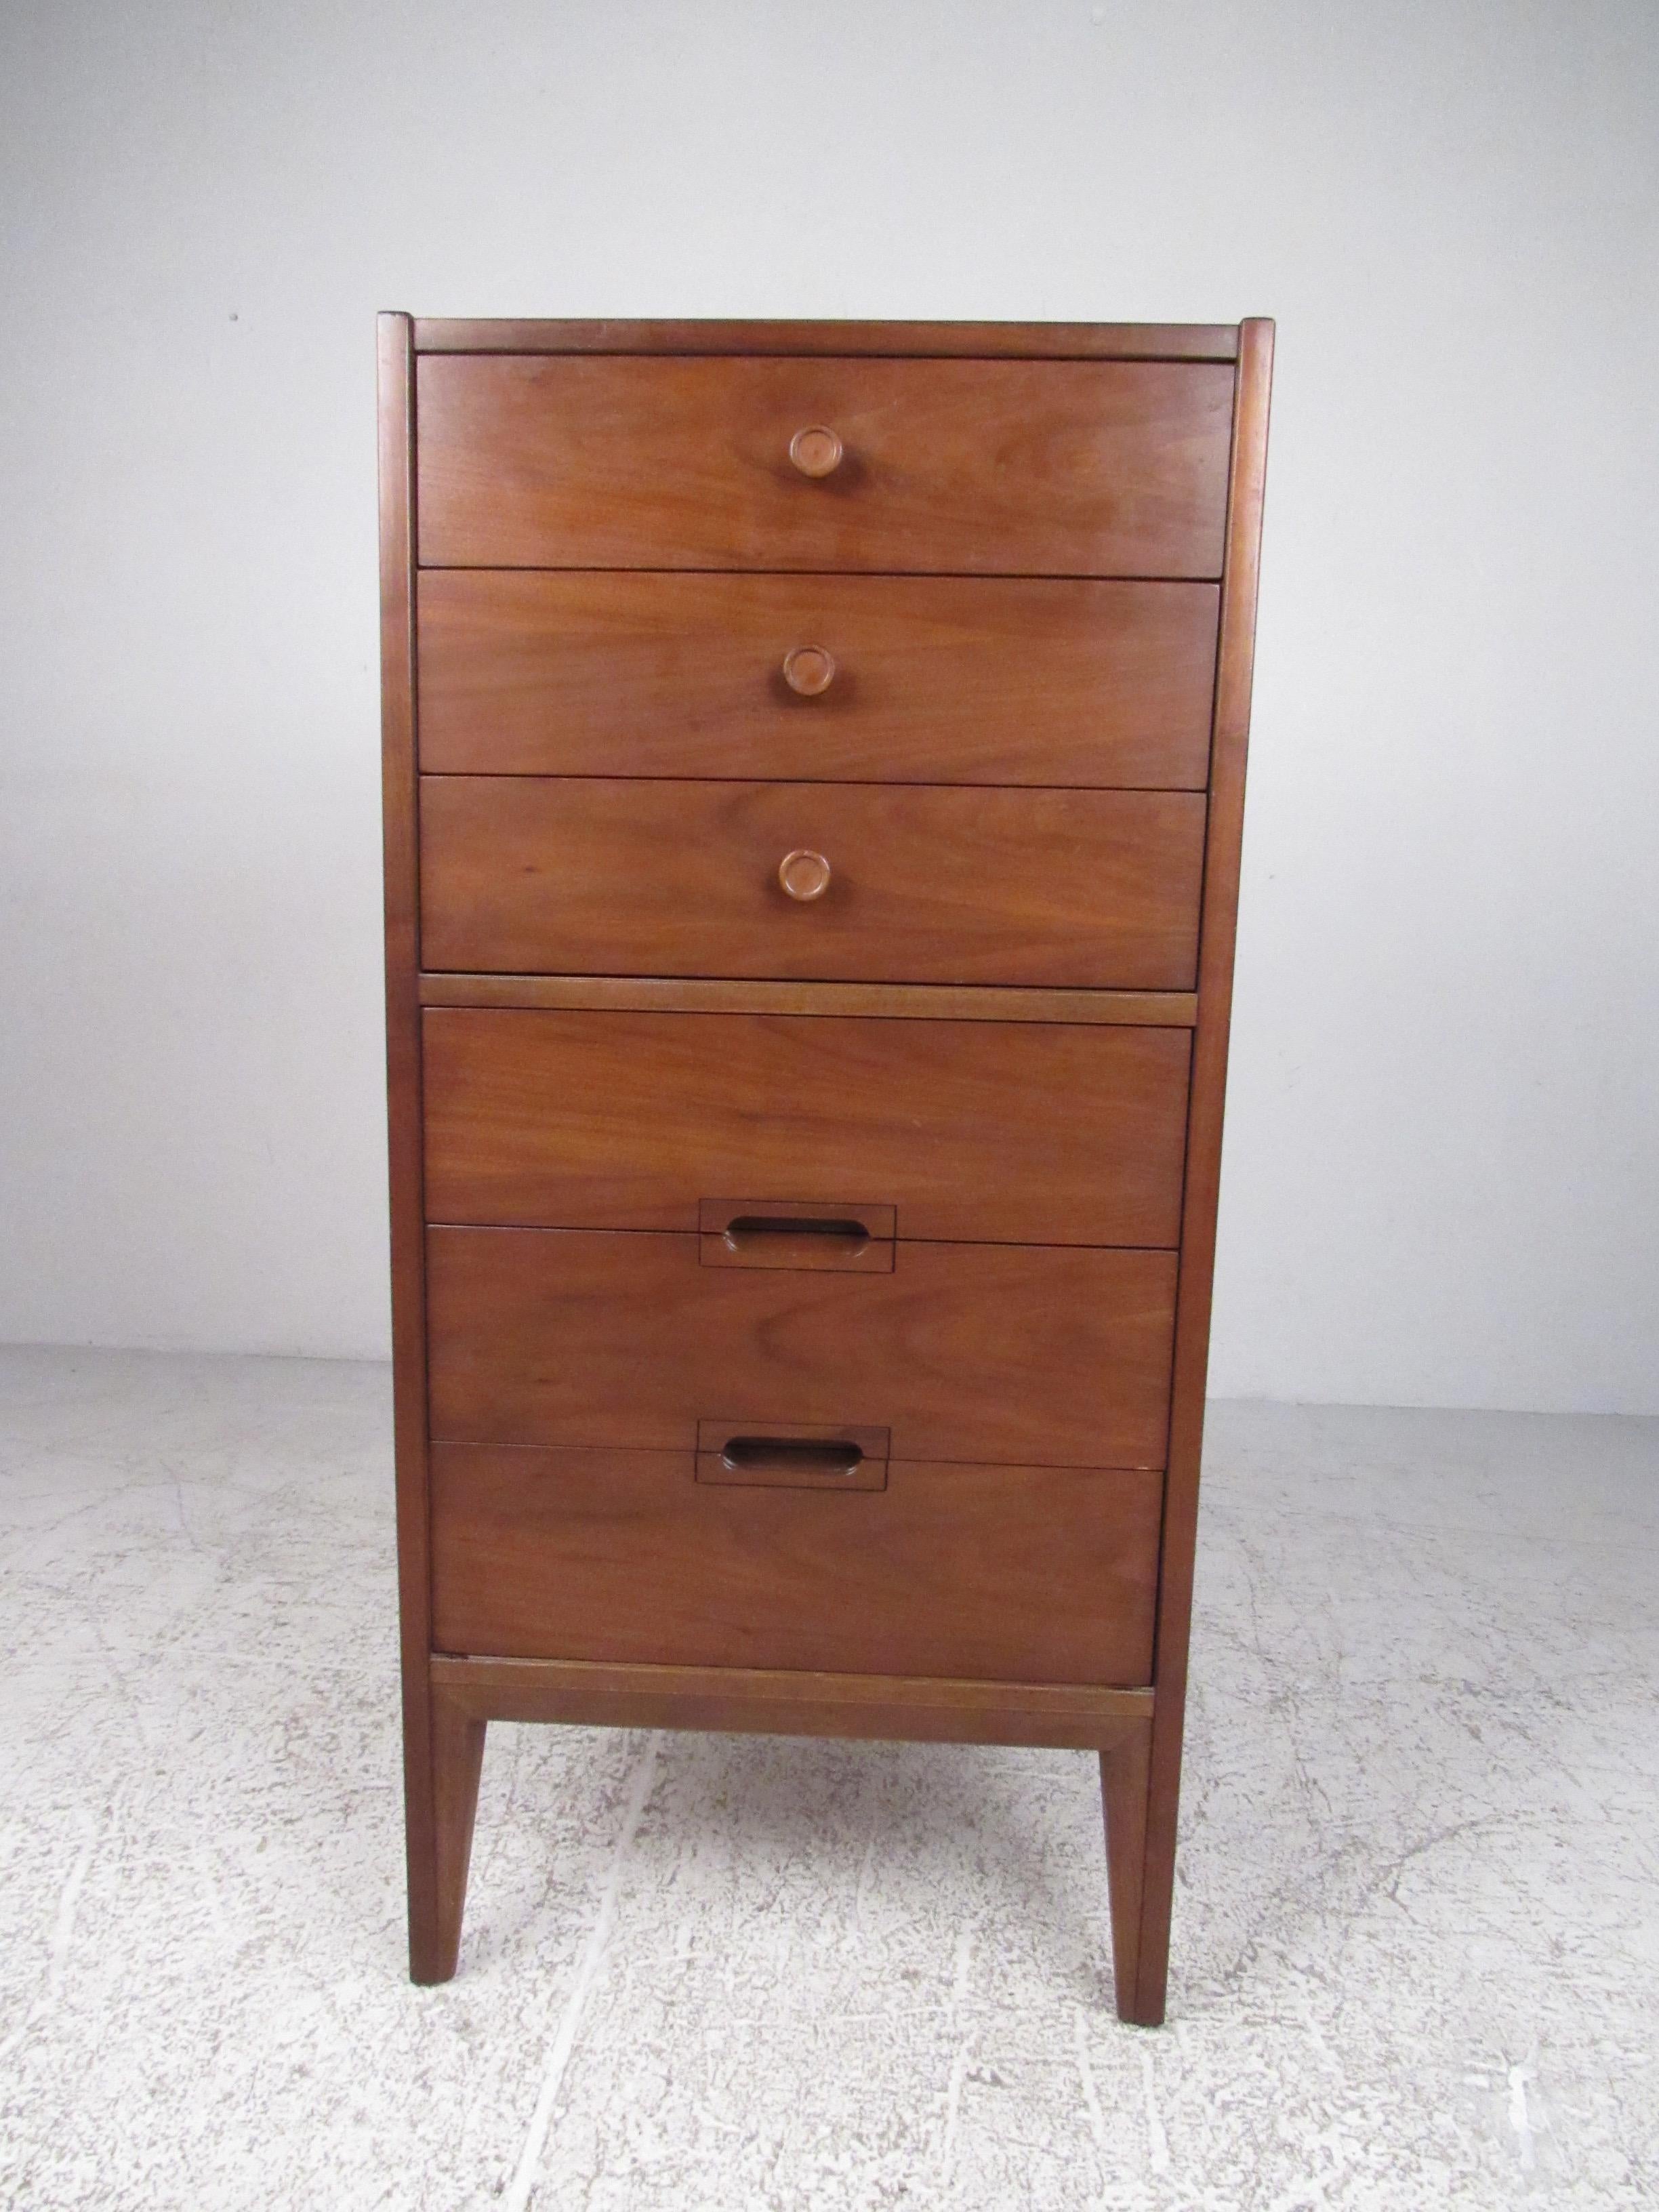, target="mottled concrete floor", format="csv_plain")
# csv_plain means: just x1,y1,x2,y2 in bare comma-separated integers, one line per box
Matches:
1,1347,1654,2211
